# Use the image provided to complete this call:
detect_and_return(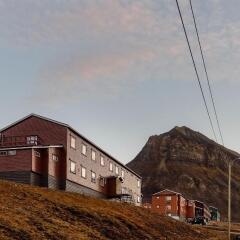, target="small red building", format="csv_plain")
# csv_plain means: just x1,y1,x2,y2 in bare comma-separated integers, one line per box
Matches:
151,189,187,221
